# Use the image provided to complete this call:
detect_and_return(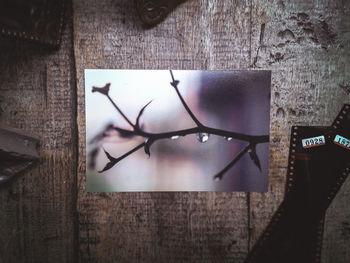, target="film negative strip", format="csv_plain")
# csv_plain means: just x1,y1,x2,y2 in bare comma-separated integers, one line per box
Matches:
0,0,66,47
245,104,350,263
